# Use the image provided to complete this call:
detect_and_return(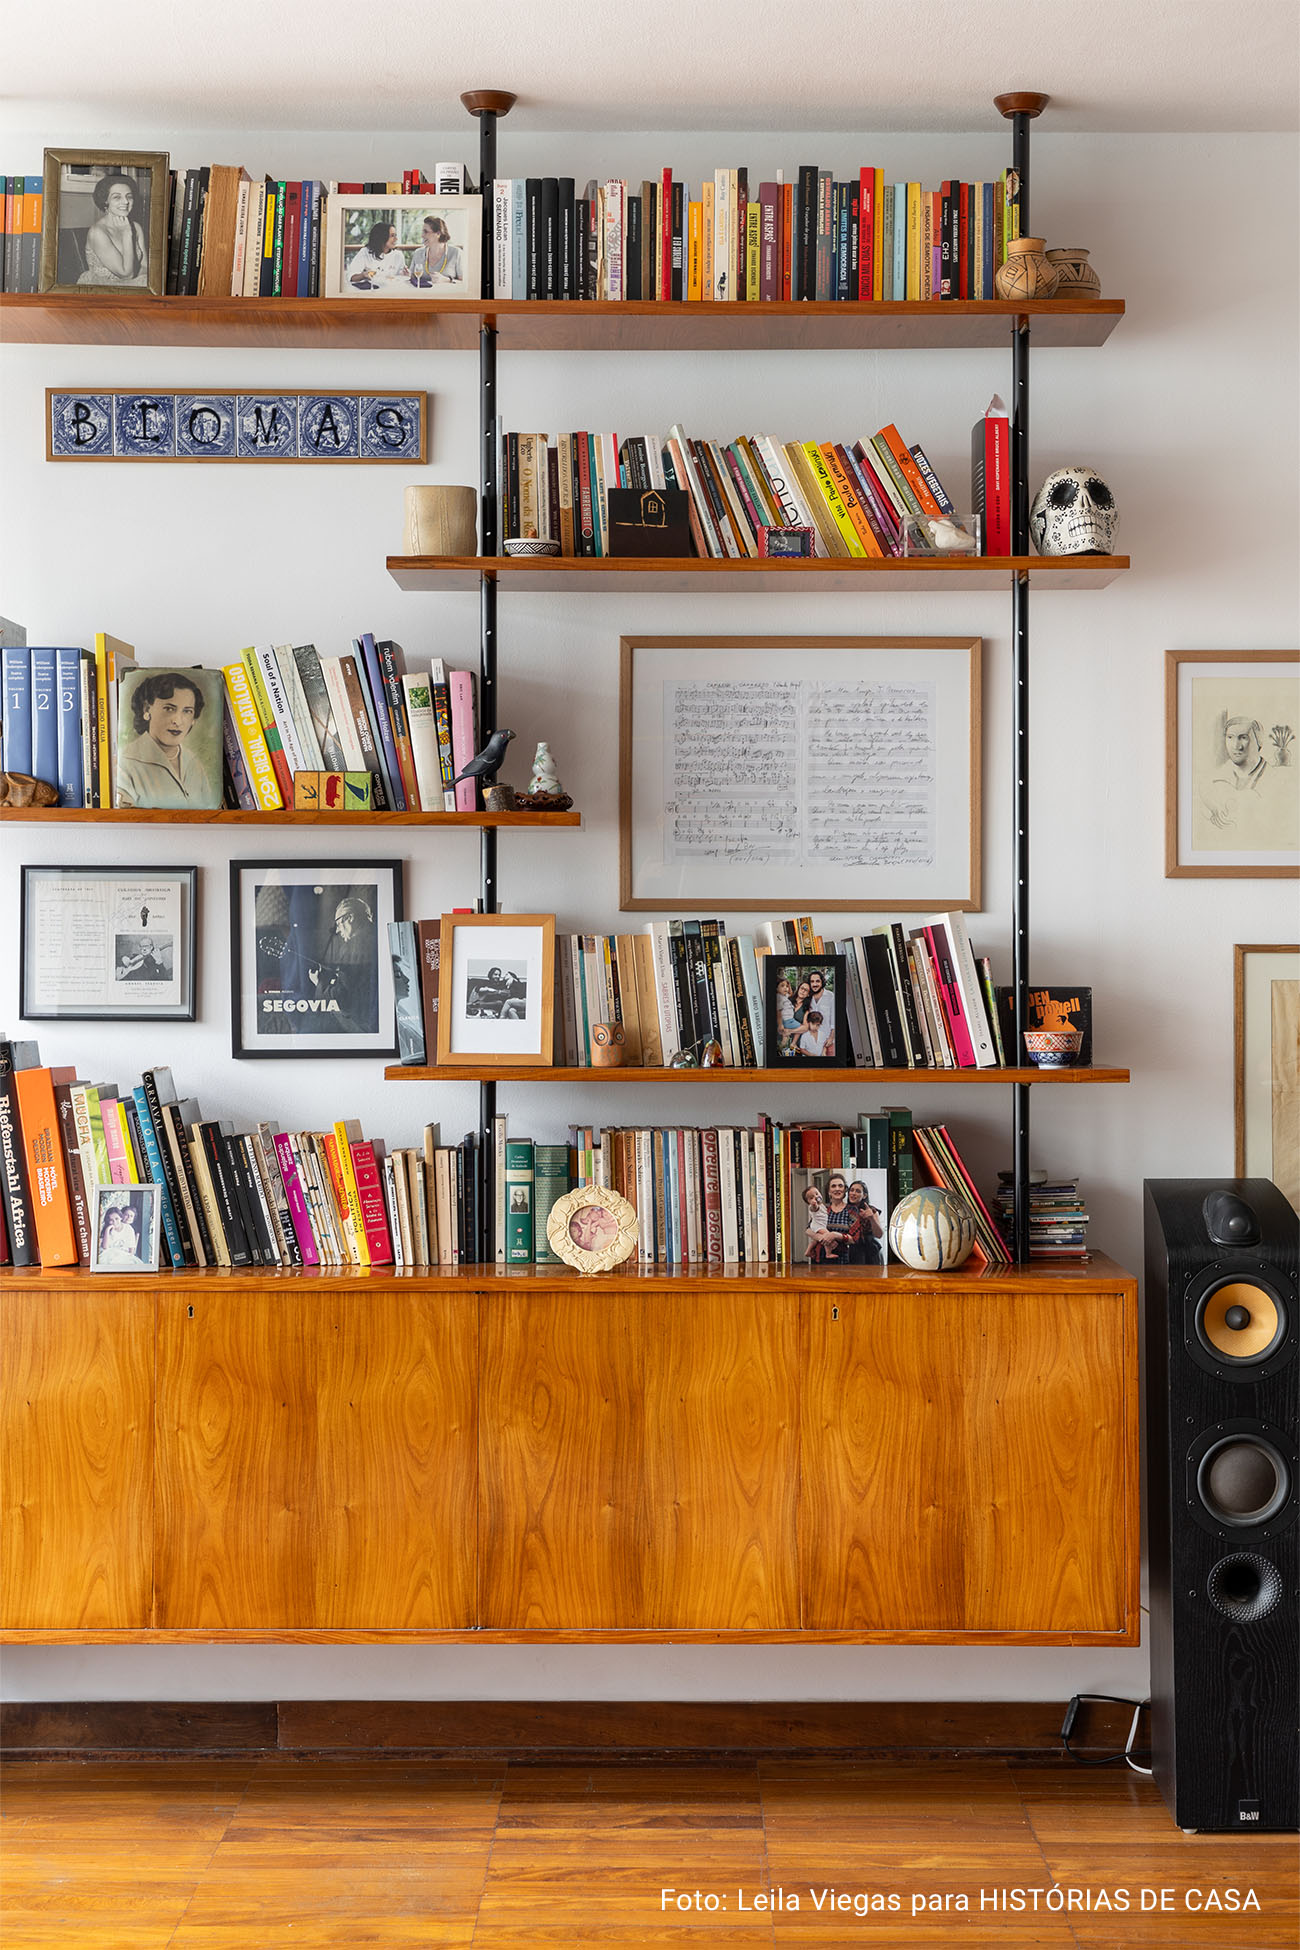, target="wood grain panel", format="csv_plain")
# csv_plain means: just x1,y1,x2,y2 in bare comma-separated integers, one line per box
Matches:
479,1293,798,1630
800,1288,1137,1638
0,1291,153,1628
388,553,1130,593
155,1291,477,1629
313,1293,476,1628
